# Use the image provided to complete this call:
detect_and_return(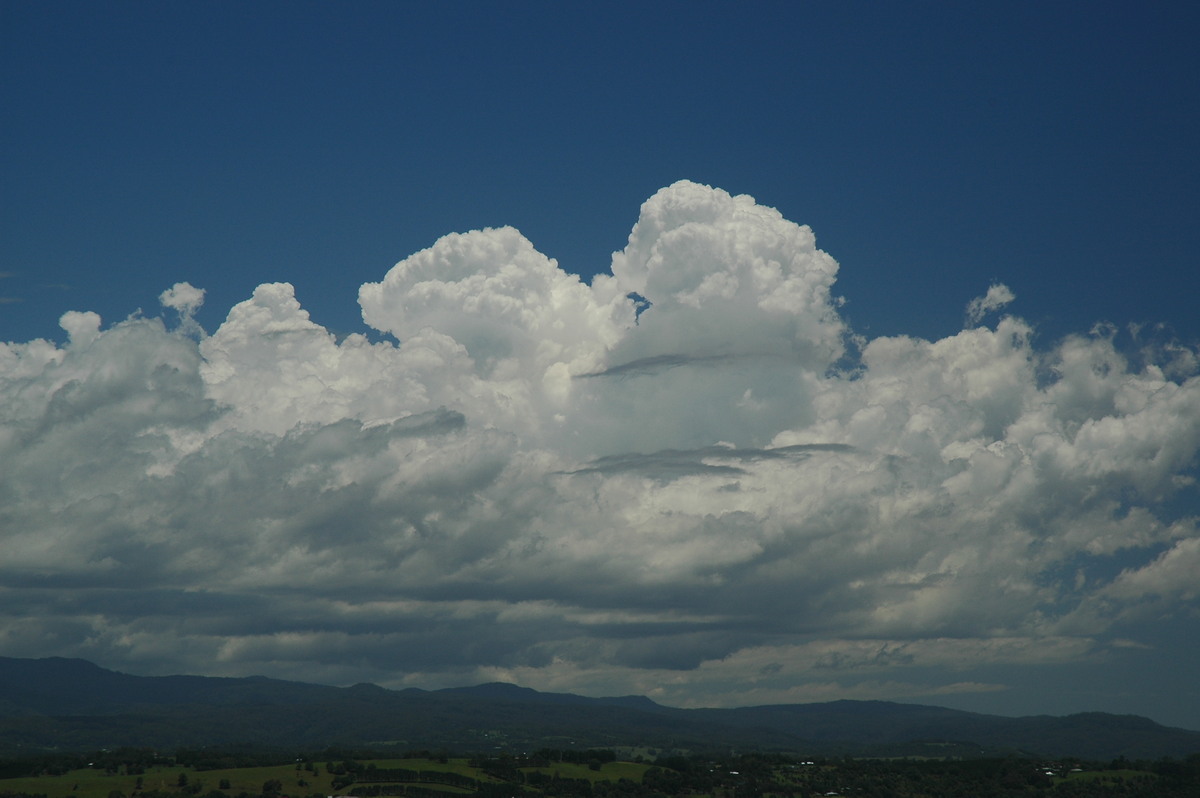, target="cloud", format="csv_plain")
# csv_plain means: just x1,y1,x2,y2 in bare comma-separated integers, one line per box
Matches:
566,443,857,480
965,282,1016,326
159,282,206,316
1106,537,1200,602
1,181,1198,716
159,282,206,337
